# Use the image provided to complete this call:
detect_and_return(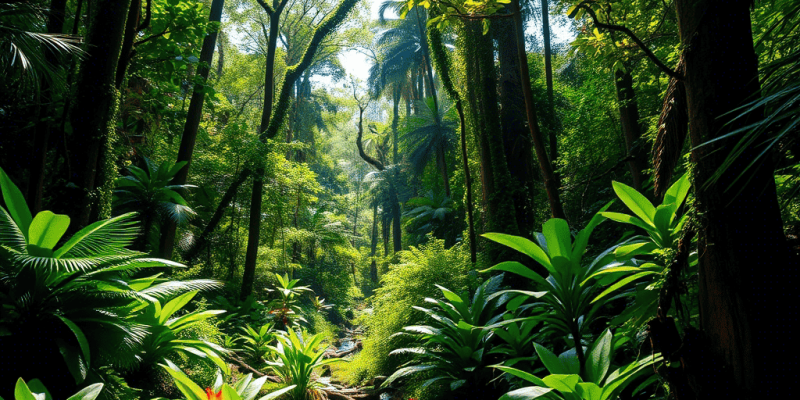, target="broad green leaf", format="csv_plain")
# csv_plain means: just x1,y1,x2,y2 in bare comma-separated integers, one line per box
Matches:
57,316,91,368
240,376,268,400
0,168,32,239
14,379,37,400
53,212,138,258
543,219,572,261
583,266,649,286
65,383,104,400
652,205,673,245
591,271,658,305
160,360,207,400
25,380,51,400
542,374,580,395
493,365,547,386
599,212,655,235
481,261,549,287
575,382,603,400
613,242,658,260
221,385,240,400
535,343,578,375
663,173,691,214
160,291,198,323
482,233,554,274
584,330,612,384
500,386,557,400
257,385,297,400
611,181,655,224
27,211,70,253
